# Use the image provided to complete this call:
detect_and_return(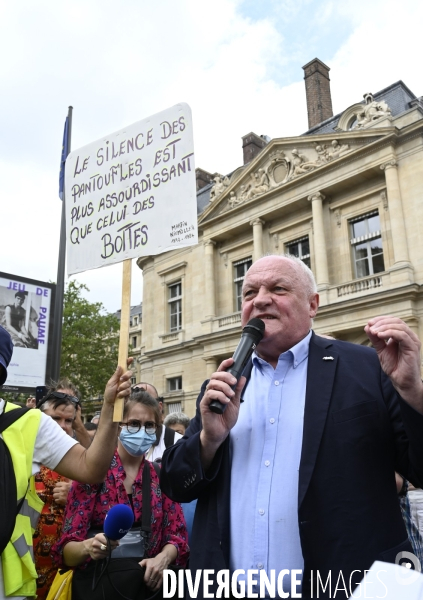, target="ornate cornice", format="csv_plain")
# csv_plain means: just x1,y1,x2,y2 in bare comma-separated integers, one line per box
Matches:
156,261,188,277
199,129,404,229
